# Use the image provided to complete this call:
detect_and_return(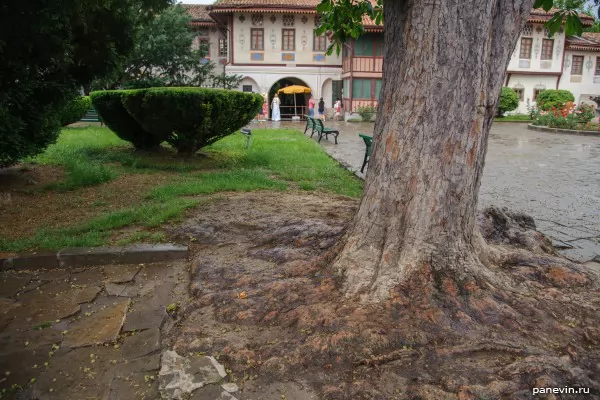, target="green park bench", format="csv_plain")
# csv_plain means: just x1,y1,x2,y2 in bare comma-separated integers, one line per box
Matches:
359,133,372,173
80,109,102,124
303,115,316,136
313,118,339,144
